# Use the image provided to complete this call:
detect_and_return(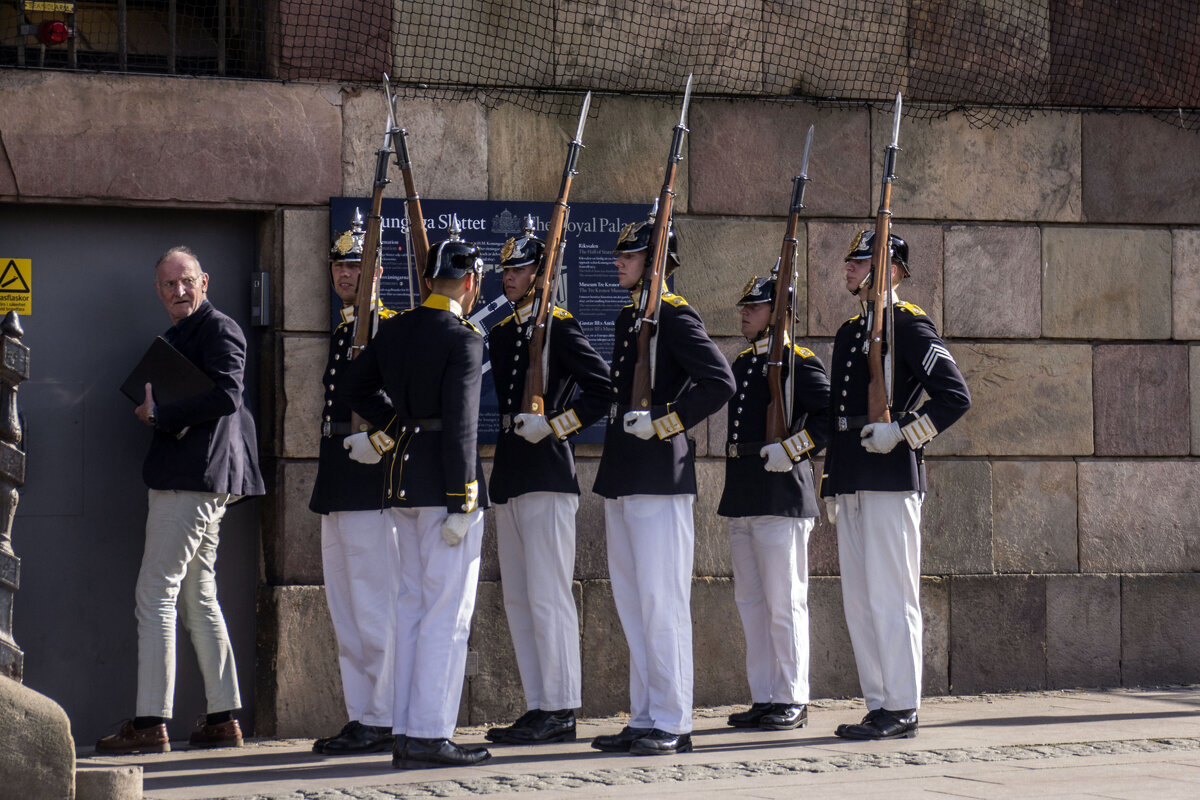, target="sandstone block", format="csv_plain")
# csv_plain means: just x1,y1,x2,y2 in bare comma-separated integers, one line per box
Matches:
1193,347,1200,455
888,112,1080,222
1121,574,1200,686
806,222,943,337
693,459,733,579
573,459,608,581
555,2,762,94
943,225,1041,338
909,2,1049,110
1174,229,1200,339
282,209,335,333
674,218,798,337
262,460,322,586
343,91,486,201
1093,344,1189,456
580,580,629,717
808,457,840,577
1083,114,1200,224
255,586,343,738
76,764,141,800
808,577,859,700
1079,461,1200,572
0,71,341,206
691,578,747,708
395,1,552,89
922,460,992,575
0,677,74,800
764,1,908,98
1046,575,1120,689
949,575,1046,694
934,343,1093,456
466,580,525,724
274,0,389,81
281,335,328,460
1042,227,1171,339
921,577,950,697
689,102,868,218
992,461,1078,573
487,97,600,202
